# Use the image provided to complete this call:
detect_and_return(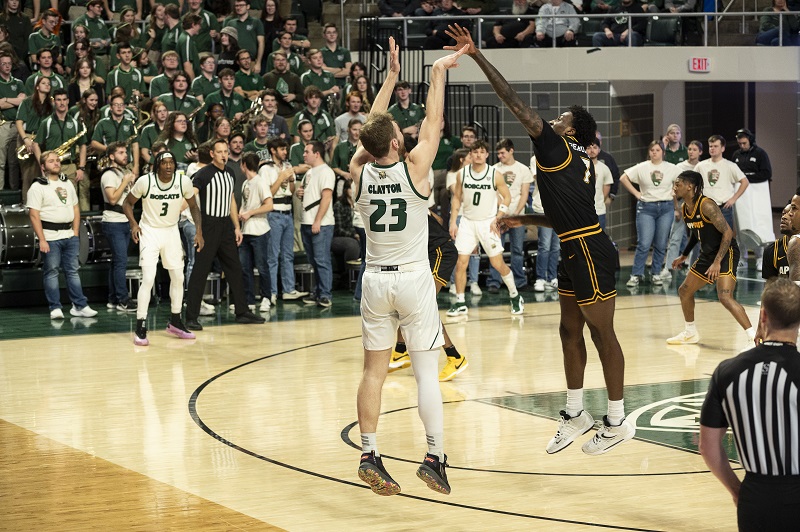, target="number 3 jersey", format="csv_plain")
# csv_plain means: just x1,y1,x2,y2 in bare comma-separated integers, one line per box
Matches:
130,171,194,228
355,161,429,266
